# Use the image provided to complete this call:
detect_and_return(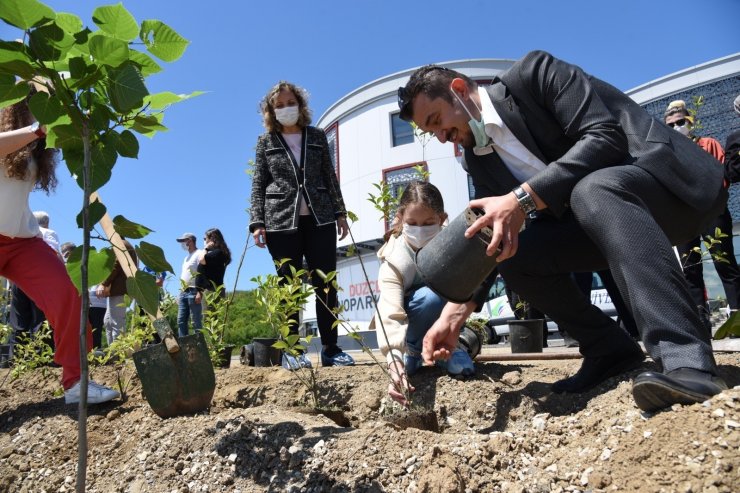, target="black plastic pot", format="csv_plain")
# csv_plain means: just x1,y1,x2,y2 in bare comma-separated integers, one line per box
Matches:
458,325,483,359
240,343,254,366
509,319,545,353
252,337,282,367
415,207,498,303
218,345,235,369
